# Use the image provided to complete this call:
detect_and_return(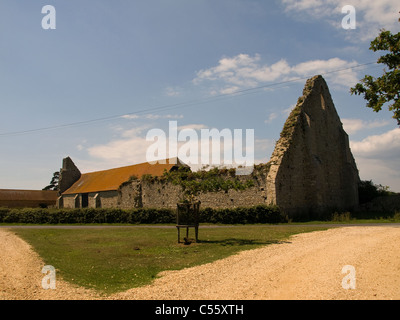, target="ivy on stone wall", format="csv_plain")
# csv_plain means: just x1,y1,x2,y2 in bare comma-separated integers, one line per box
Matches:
143,166,255,202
